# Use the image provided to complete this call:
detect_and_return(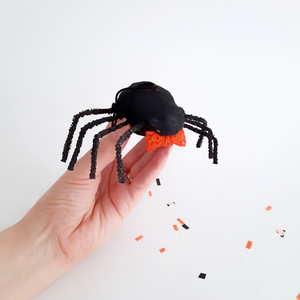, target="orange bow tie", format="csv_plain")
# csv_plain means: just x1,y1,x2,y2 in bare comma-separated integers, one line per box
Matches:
145,129,186,153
